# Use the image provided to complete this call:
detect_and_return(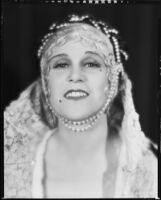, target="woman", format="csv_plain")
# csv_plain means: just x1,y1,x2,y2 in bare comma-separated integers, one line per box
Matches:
4,14,158,198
